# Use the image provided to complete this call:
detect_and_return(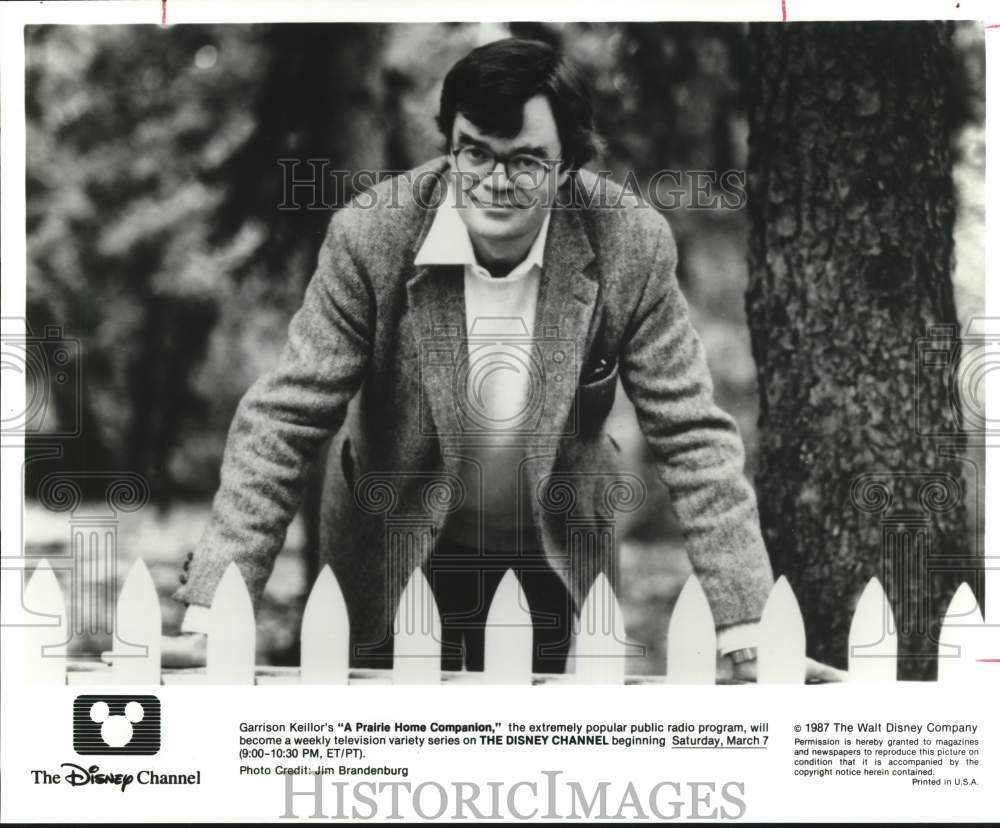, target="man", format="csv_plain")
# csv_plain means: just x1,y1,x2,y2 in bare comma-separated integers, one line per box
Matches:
168,38,841,680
